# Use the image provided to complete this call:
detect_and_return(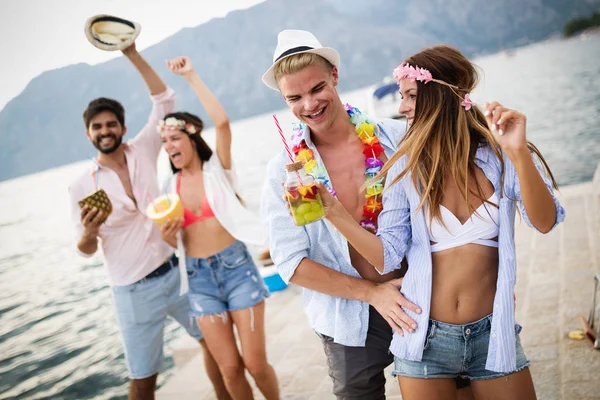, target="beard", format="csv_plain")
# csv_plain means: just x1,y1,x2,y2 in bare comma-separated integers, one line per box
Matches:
93,134,123,154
